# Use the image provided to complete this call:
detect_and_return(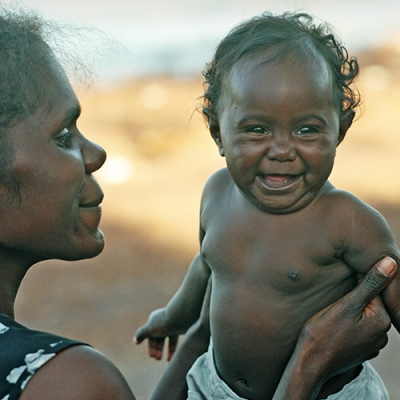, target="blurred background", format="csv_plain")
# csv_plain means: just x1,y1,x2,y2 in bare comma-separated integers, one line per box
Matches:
10,0,400,398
